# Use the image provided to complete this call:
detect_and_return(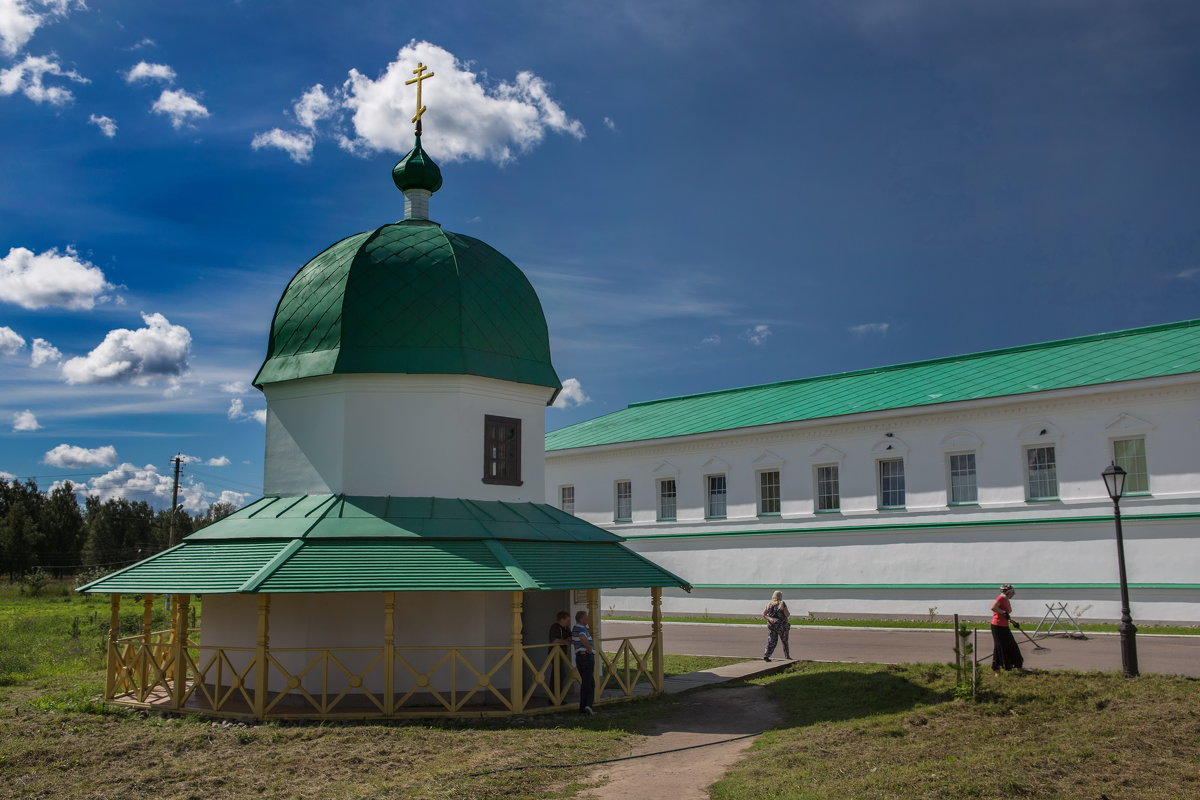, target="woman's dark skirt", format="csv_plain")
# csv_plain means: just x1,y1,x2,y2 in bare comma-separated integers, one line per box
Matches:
990,624,1024,671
